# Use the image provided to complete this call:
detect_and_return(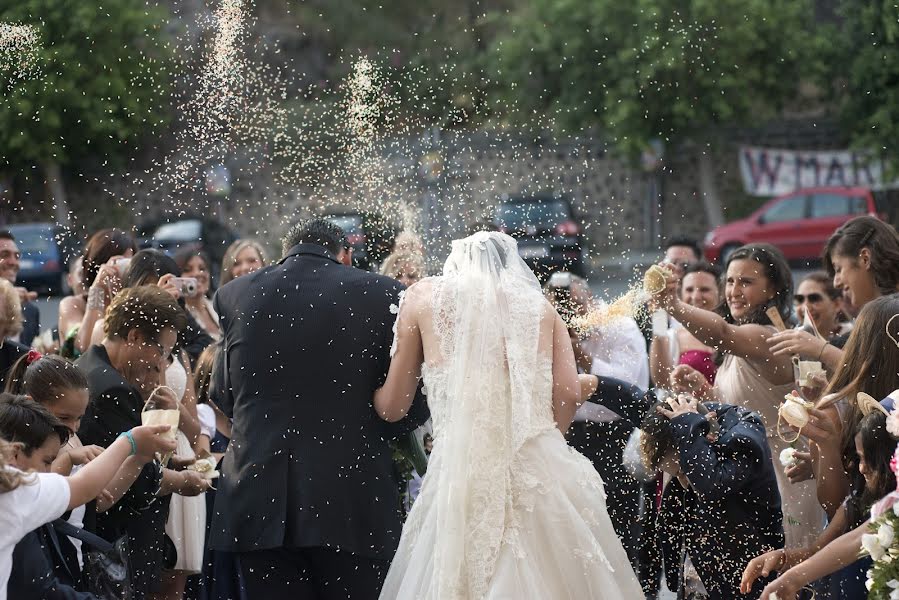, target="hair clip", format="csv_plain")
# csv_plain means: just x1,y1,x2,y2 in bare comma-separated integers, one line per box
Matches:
859,227,876,247
25,349,42,365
